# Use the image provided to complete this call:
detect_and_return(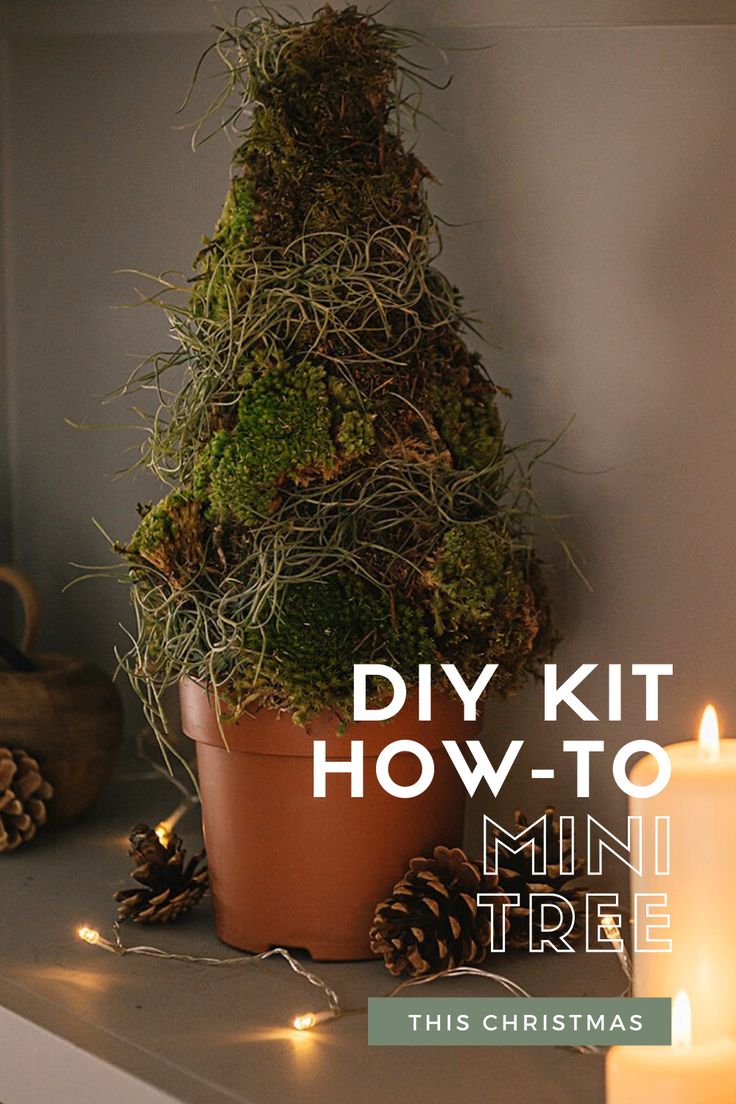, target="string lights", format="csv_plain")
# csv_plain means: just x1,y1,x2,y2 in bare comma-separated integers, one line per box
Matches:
292,1010,340,1031
154,798,195,845
77,922,342,1022
384,966,603,1056
78,916,632,1042
77,925,102,946
601,913,633,994
103,749,633,1038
